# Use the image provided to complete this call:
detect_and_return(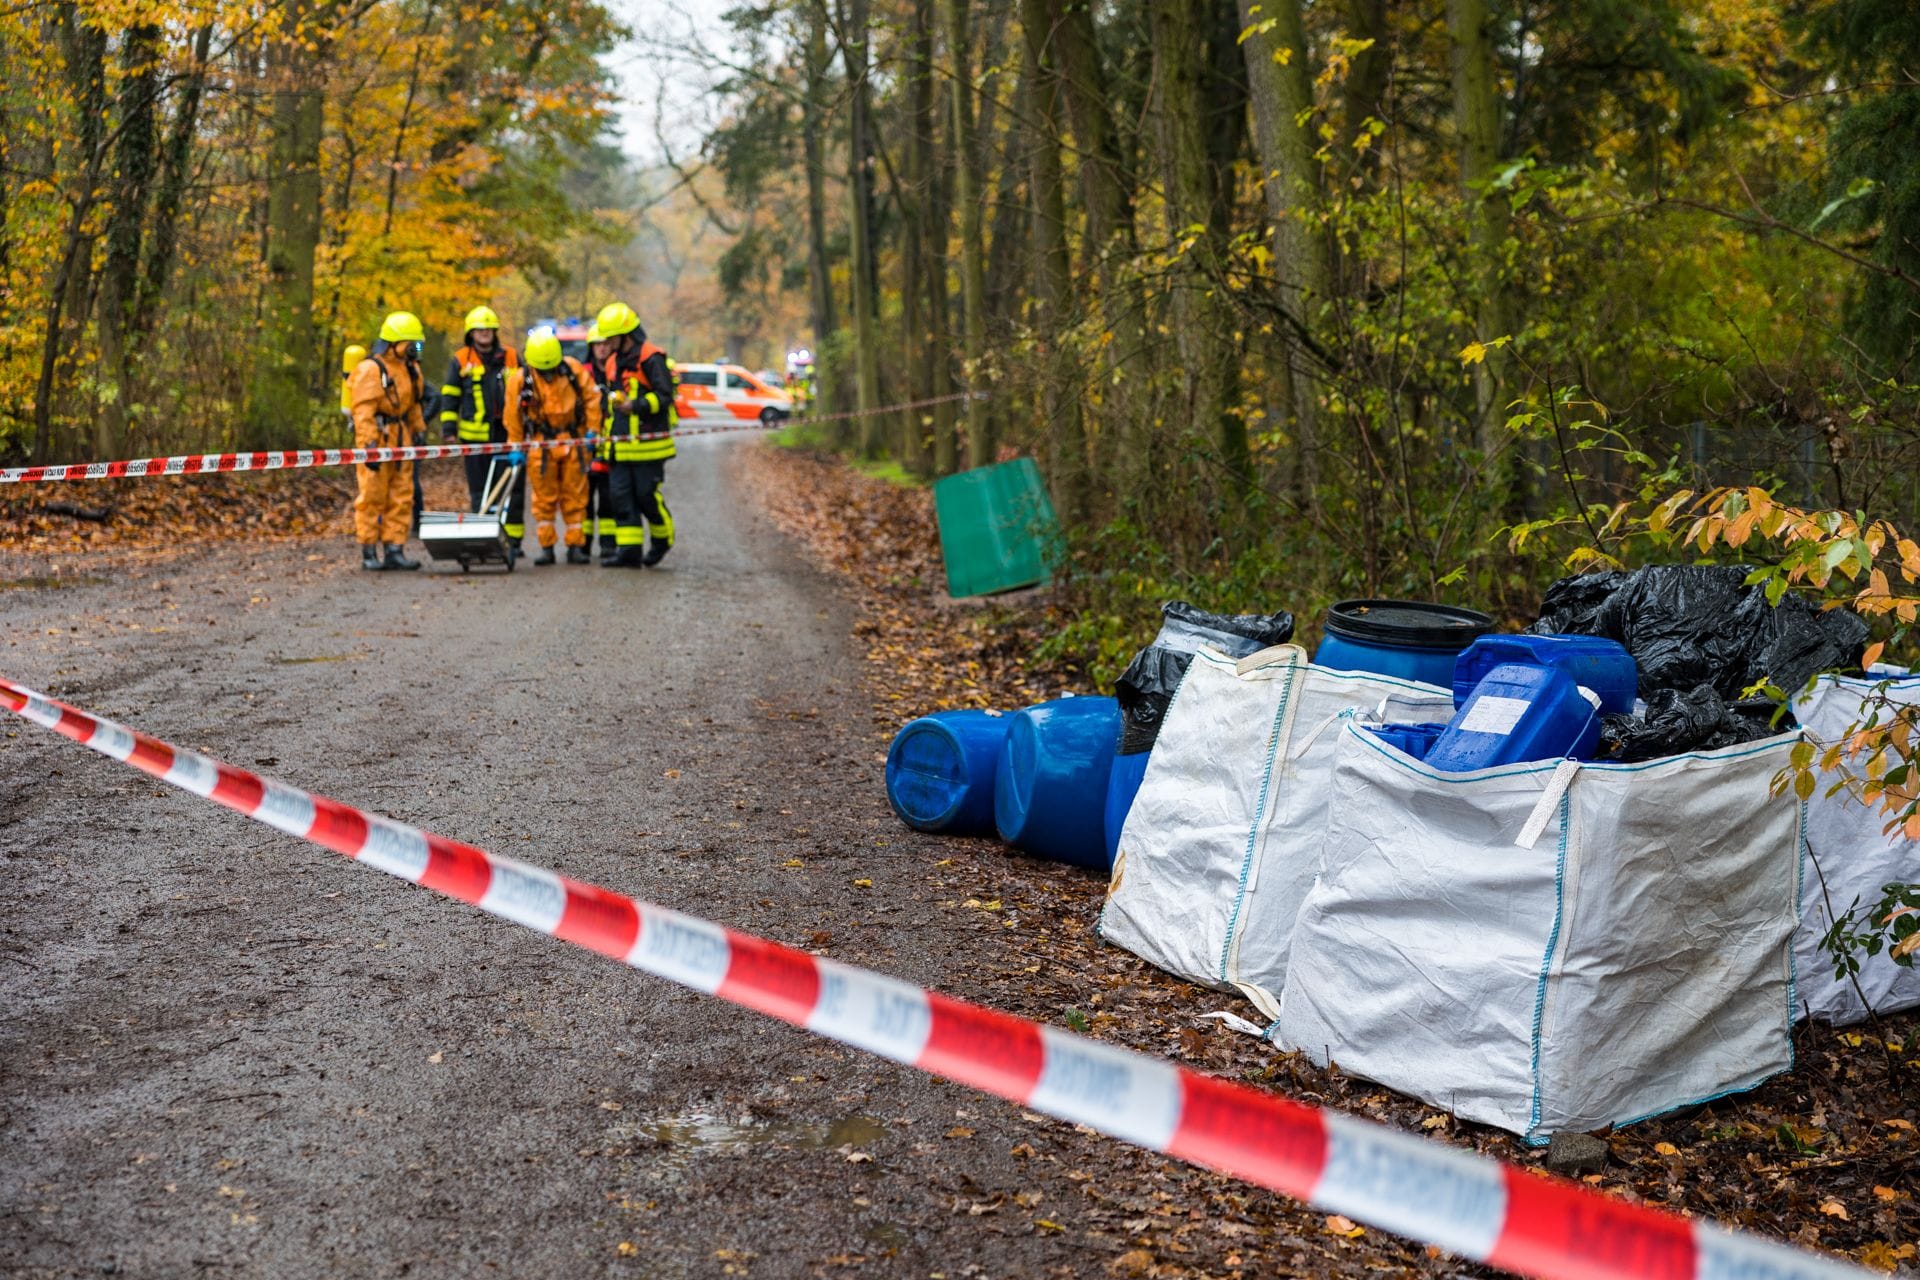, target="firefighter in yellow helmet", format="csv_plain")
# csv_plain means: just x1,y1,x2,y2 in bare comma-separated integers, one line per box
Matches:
440,305,525,541
348,313,428,571
583,320,617,563
505,330,601,564
593,301,676,567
